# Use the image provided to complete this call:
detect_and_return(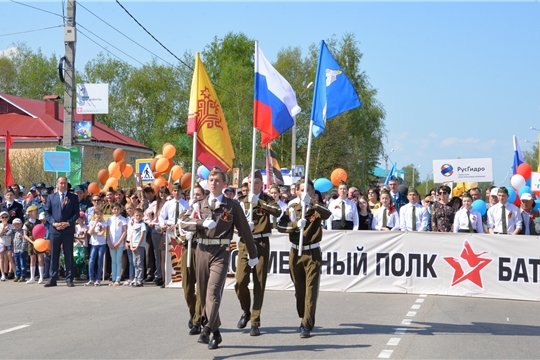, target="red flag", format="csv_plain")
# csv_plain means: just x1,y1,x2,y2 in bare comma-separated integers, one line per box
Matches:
4,131,14,188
